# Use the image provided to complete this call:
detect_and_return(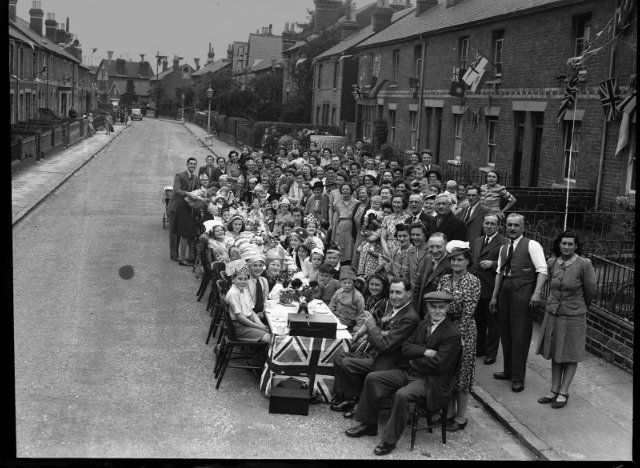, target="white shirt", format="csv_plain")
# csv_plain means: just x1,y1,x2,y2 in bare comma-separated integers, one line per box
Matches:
482,232,498,245
430,317,445,334
495,235,547,275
